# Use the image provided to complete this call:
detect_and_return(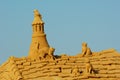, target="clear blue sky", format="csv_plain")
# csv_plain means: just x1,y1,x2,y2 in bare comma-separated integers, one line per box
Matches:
0,0,120,64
